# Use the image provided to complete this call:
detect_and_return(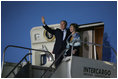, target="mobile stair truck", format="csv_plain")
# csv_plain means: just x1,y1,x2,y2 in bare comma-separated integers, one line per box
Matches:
1,22,117,78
